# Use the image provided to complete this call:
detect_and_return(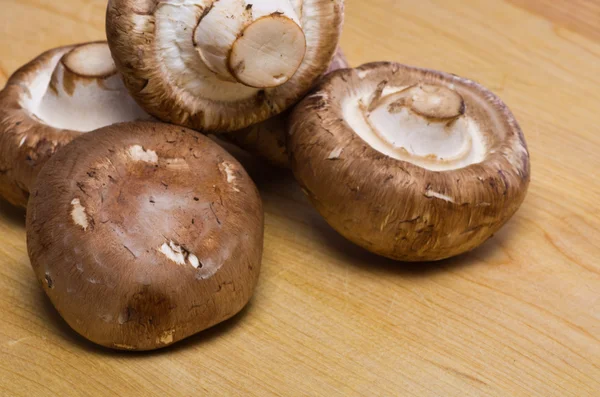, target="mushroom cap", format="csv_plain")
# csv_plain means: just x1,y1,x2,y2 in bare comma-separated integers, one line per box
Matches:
26,122,264,350
288,62,530,262
106,0,345,132
223,47,350,168
225,112,291,168
0,42,149,208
